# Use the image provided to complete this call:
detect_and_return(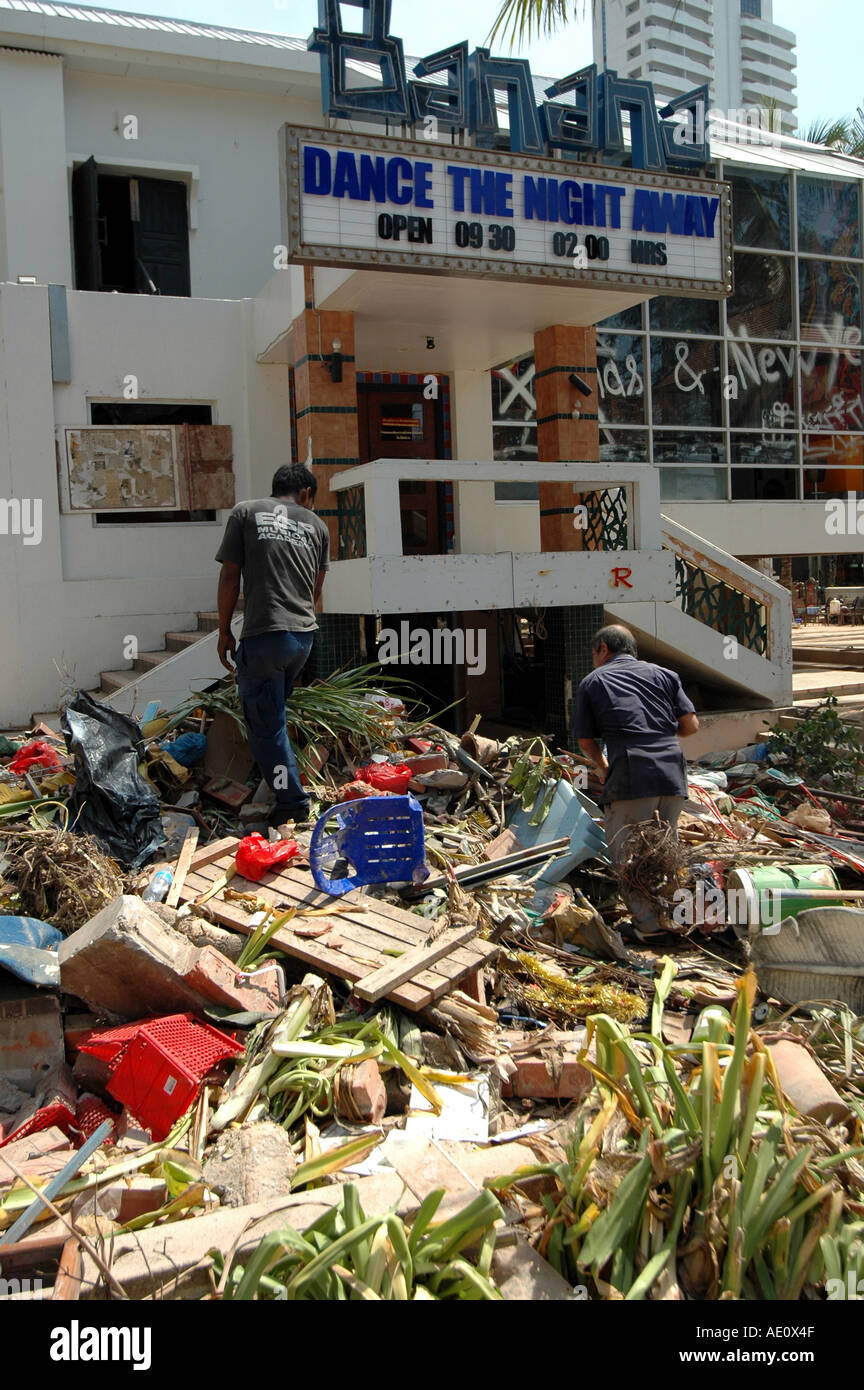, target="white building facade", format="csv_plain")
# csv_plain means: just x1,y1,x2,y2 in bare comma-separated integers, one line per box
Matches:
0,0,837,732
